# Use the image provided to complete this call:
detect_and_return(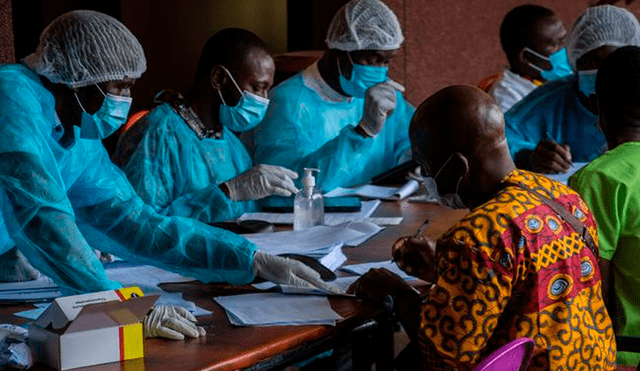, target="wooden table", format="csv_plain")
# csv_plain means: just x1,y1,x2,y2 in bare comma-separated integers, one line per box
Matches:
1,200,467,371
